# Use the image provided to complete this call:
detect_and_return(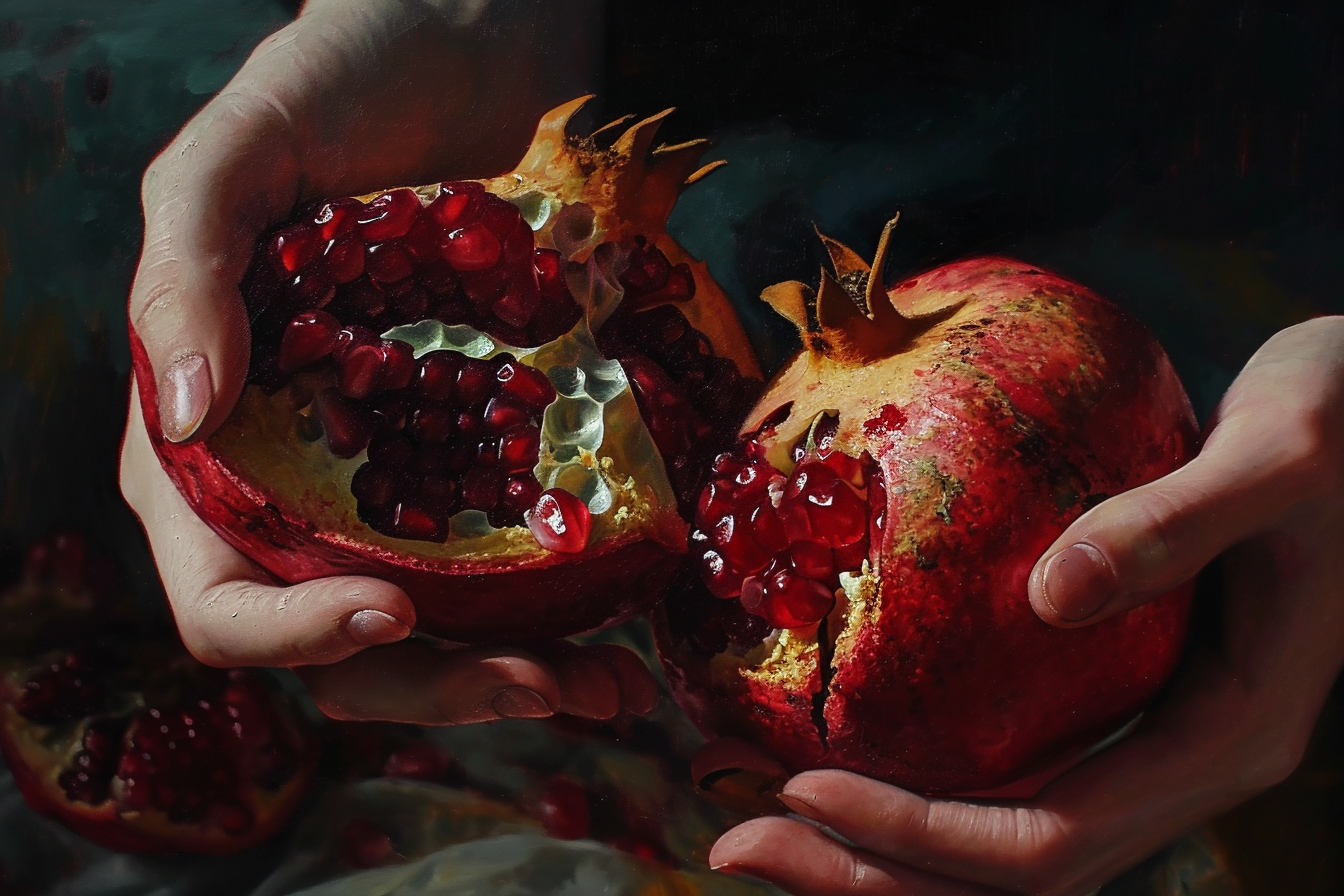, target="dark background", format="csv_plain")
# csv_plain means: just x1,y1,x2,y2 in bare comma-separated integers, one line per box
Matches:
1,0,1341,891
